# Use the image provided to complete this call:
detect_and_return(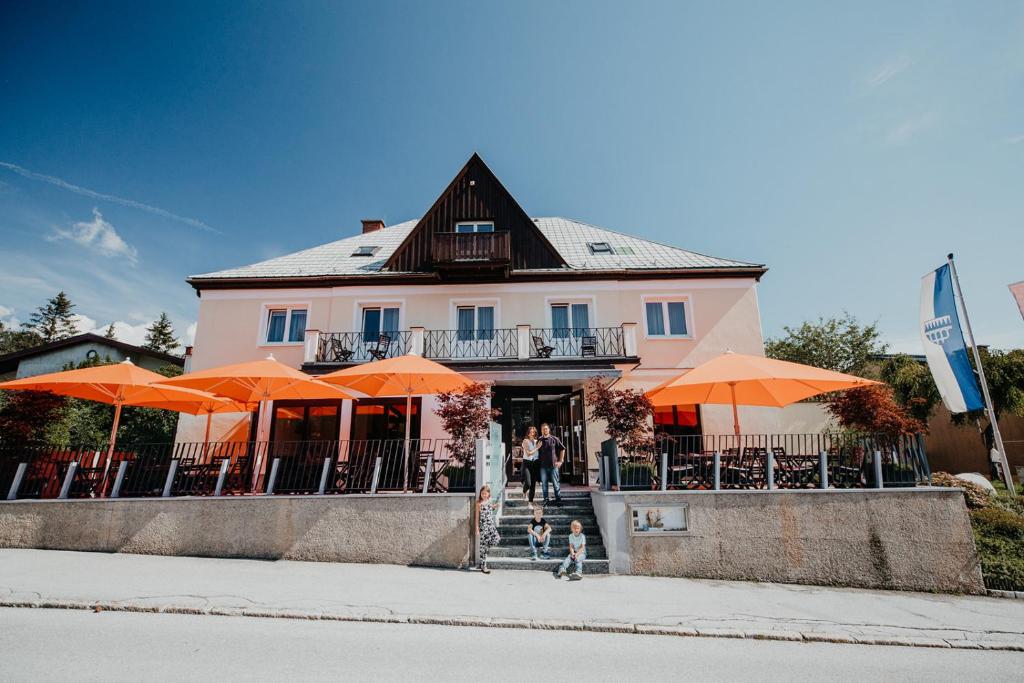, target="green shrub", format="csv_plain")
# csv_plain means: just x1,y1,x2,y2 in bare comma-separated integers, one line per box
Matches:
971,496,1024,590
